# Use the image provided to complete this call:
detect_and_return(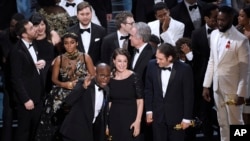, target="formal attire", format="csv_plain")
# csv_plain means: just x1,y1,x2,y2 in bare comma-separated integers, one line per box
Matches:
60,79,109,141
130,44,155,141
191,25,220,141
148,18,184,46
145,60,194,141
108,73,143,141
10,39,45,141
203,26,249,141
101,31,132,64
35,52,88,141
170,0,206,37
68,23,106,65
